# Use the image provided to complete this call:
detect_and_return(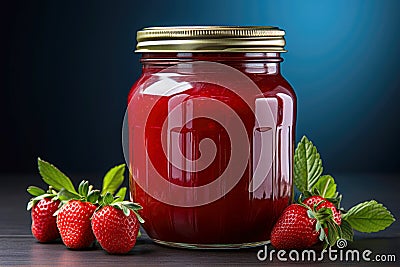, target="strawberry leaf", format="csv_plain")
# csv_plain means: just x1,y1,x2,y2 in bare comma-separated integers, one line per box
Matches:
122,205,130,216
101,164,126,195
120,201,142,210
325,220,341,247
38,158,77,194
316,221,322,232
110,201,145,223
311,175,337,198
318,228,325,241
27,200,35,211
340,220,354,241
294,136,323,193
101,192,115,206
114,187,127,202
78,180,89,197
27,186,45,197
307,209,315,219
87,190,101,203
133,210,145,223
58,188,80,201
342,200,395,233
